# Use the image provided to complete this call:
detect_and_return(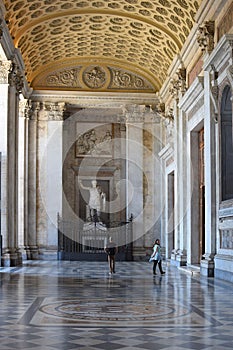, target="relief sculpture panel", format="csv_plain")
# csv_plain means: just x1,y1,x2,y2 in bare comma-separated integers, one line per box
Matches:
76,123,113,157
